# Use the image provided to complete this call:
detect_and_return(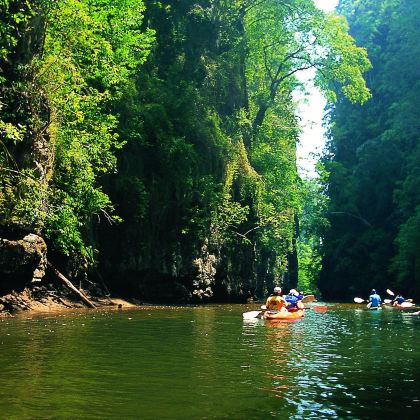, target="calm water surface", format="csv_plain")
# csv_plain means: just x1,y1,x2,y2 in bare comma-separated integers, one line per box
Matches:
0,303,419,419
